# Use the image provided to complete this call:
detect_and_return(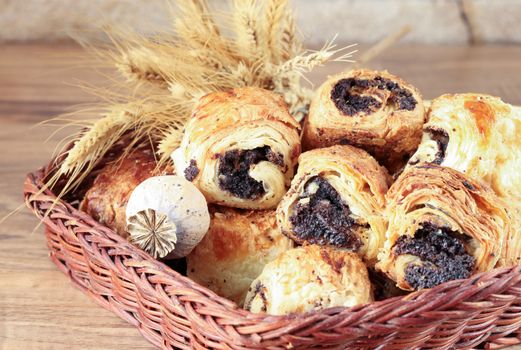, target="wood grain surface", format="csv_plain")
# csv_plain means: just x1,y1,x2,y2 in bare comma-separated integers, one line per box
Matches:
1,43,521,350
